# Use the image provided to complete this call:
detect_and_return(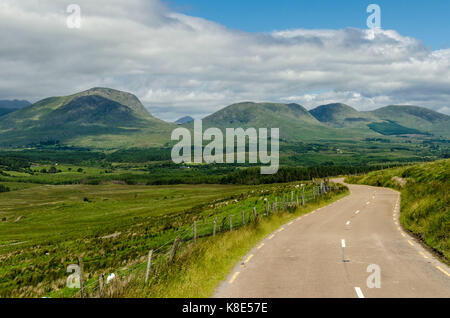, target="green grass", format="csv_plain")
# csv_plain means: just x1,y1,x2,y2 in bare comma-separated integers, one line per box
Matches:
0,179,329,298
368,120,426,136
74,186,349,298
346,159,449,264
